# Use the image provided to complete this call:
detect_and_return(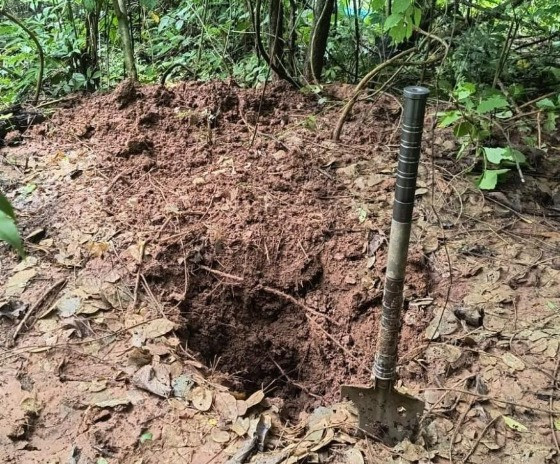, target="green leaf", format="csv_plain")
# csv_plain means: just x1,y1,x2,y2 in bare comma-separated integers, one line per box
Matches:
455,82,476,101
140,431,153,443
536,98,556,110
504,148,526,164
0,192,16,219
548,301,558,311
453,121,474,138
477,95,509,114
0,211,24,256
477,169,509,190
484,147,507,164
503,416,528,432
544,112,558,133
96,459,109,464
392,0,411,15
384,13,403,31
413,7,422,26
438,110,462,127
